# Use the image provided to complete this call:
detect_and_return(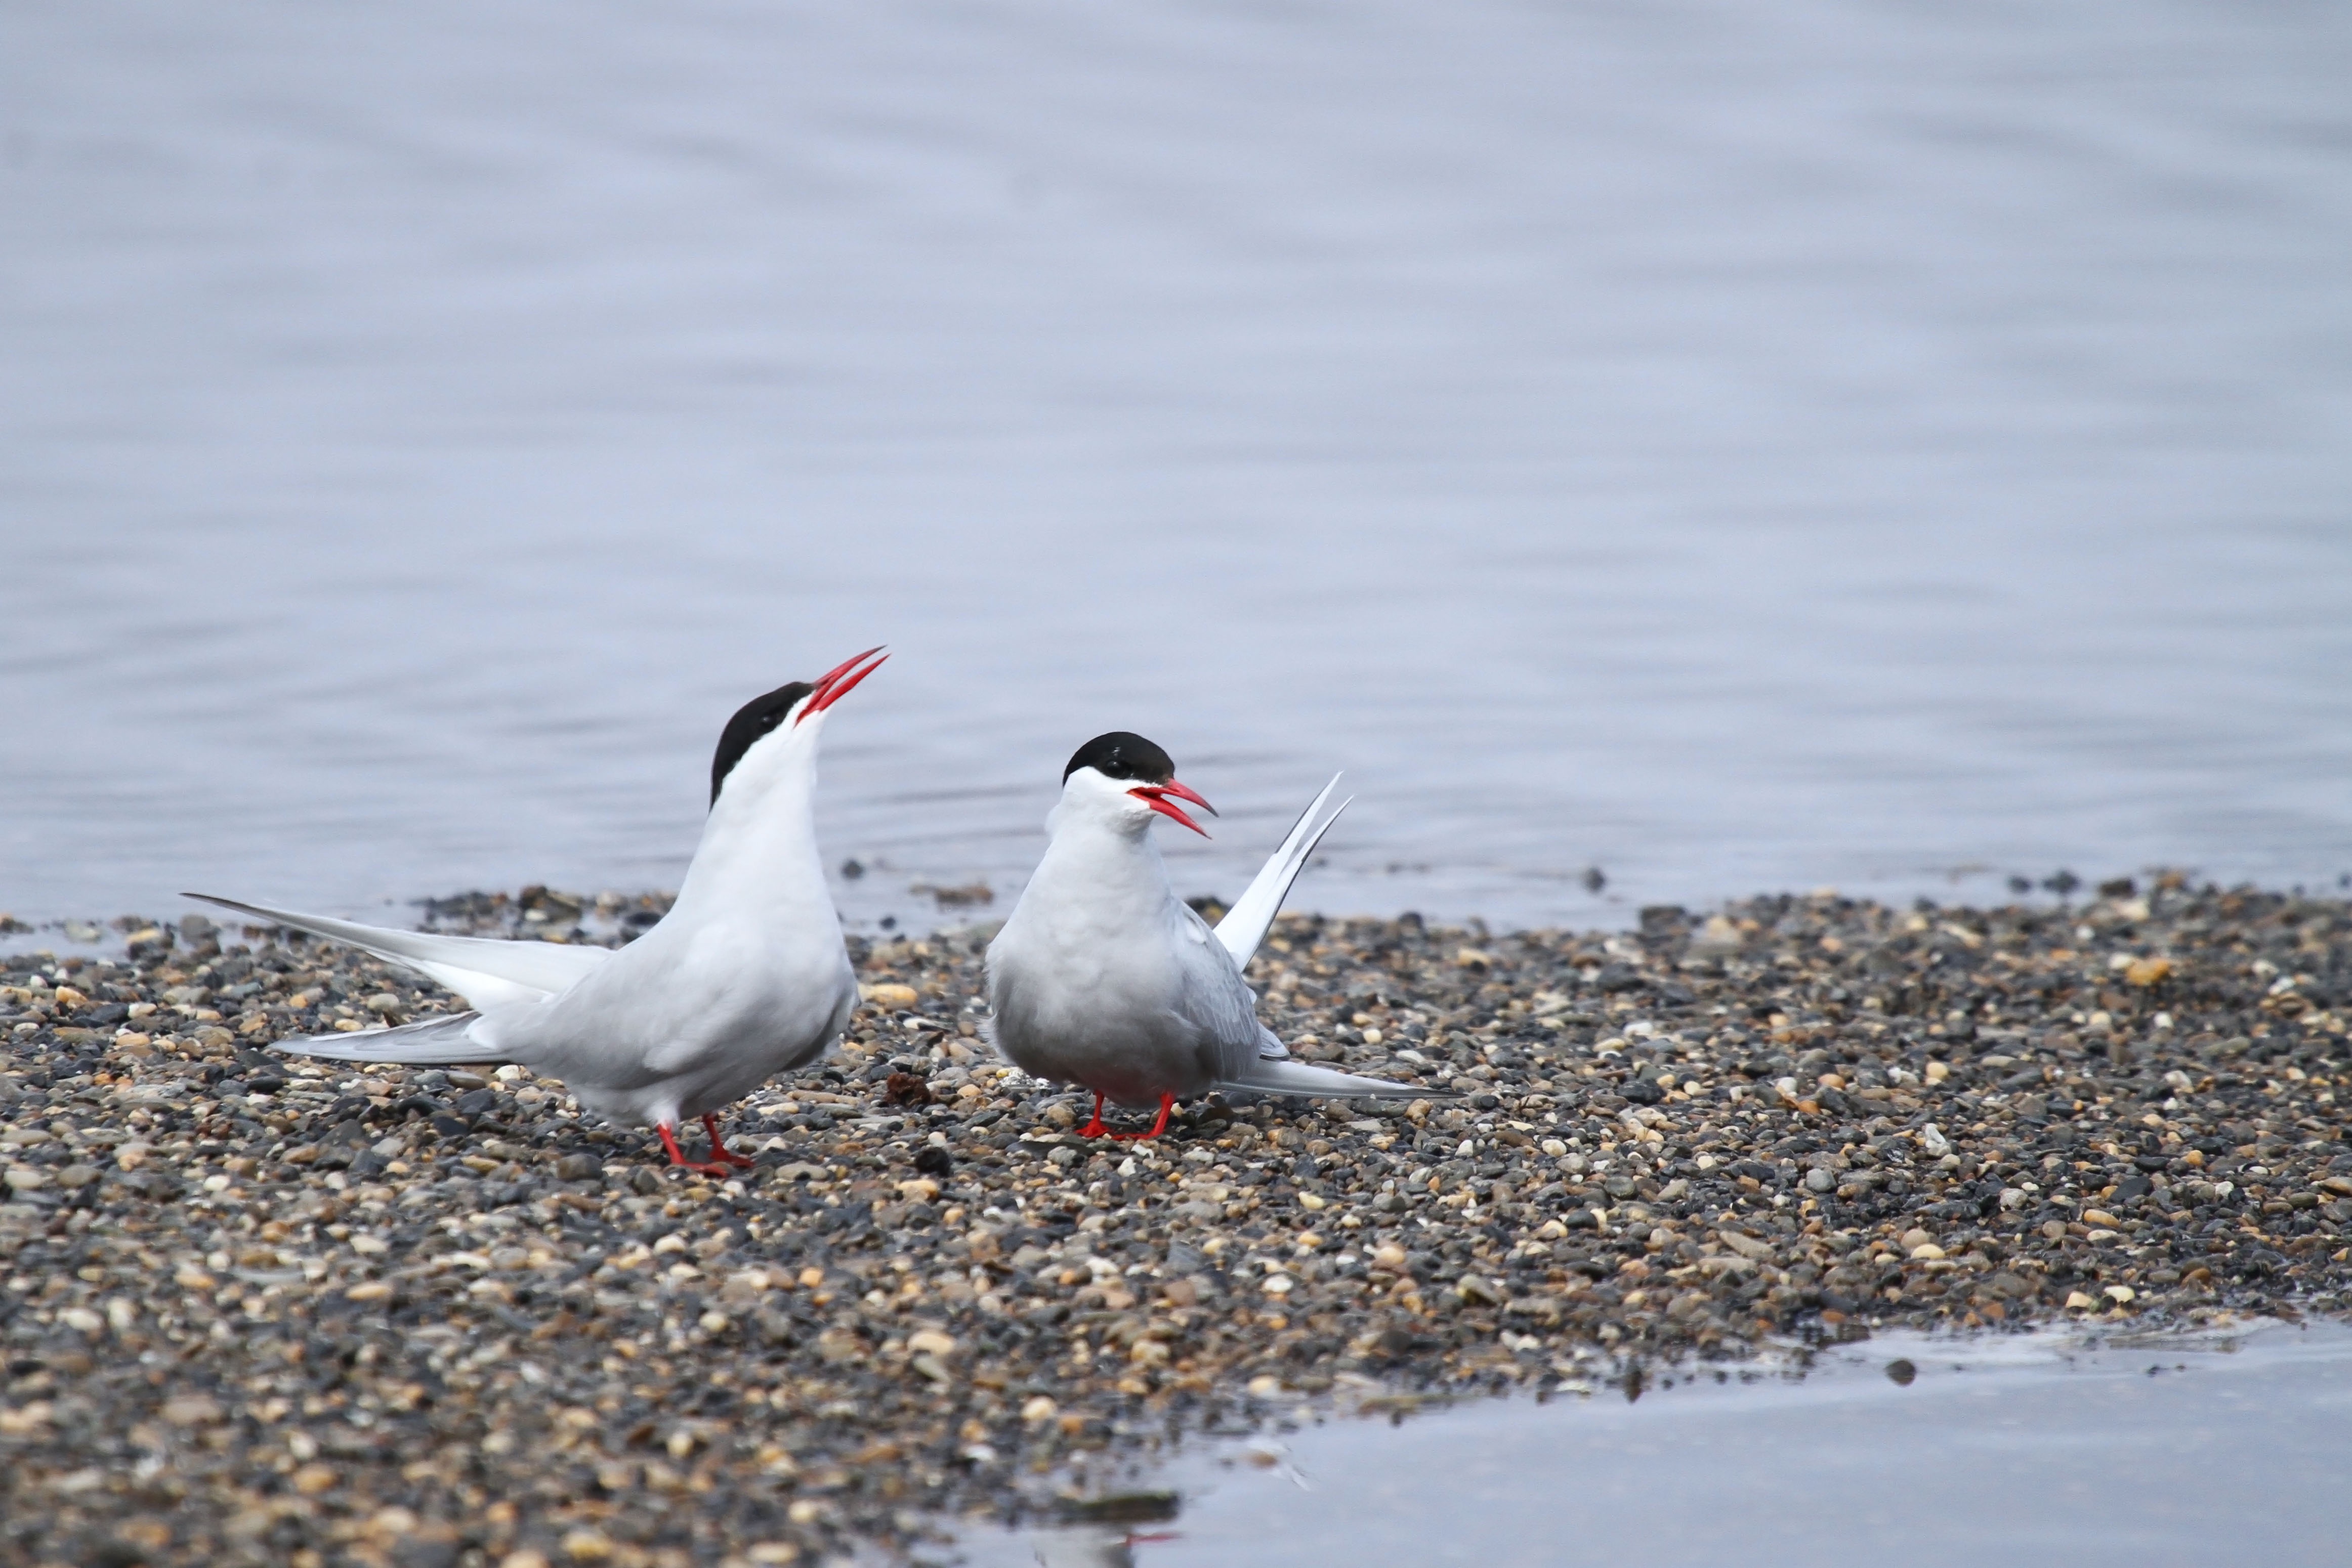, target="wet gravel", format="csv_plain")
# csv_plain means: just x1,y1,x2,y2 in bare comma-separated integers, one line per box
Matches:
4,878,2349,1566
